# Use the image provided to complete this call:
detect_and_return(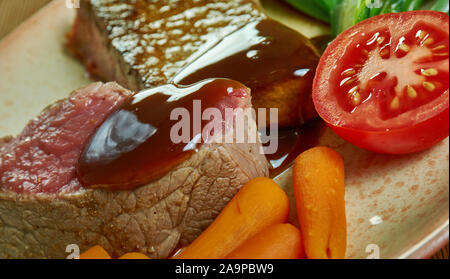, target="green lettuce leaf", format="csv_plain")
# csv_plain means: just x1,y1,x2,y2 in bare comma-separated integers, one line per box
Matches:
285,0,449,37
